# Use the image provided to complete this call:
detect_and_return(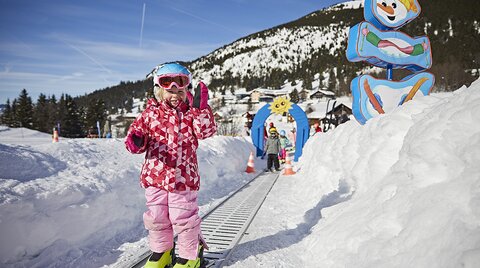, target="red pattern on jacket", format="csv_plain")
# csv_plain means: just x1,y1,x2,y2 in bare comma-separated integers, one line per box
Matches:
125,98,216,192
